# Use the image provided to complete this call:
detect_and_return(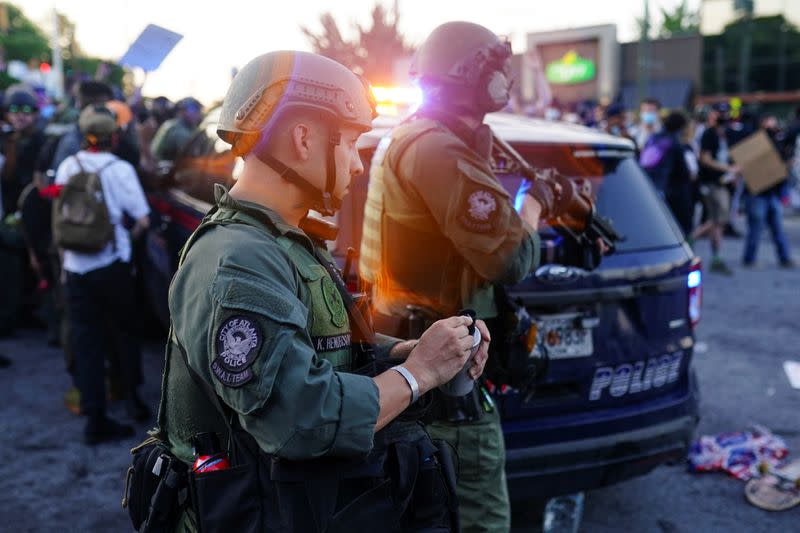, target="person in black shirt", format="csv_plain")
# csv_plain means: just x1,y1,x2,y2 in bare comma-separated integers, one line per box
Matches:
692,105,739,274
